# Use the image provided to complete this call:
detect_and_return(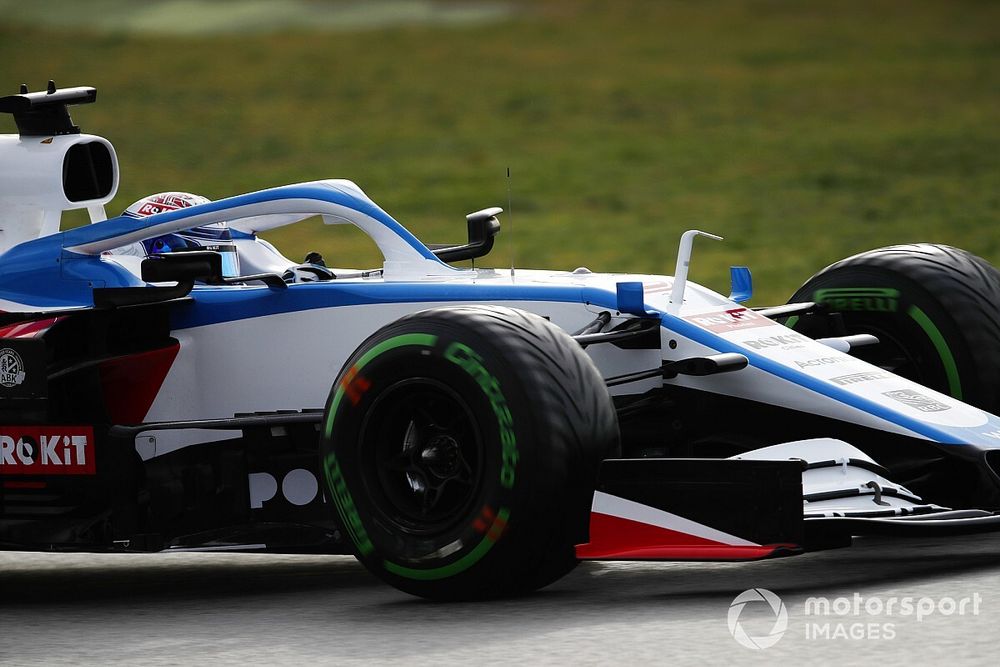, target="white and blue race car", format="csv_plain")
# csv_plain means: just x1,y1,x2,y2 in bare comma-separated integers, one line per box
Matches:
3,83,1000,600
